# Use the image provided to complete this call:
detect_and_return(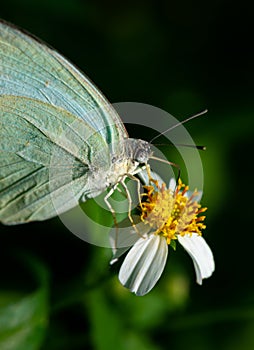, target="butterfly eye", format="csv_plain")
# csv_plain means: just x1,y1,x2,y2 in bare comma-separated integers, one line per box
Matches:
135,150,148,163
134,141,152,163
